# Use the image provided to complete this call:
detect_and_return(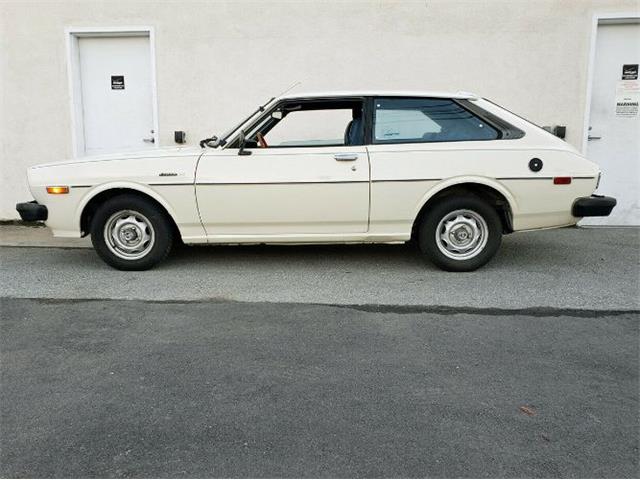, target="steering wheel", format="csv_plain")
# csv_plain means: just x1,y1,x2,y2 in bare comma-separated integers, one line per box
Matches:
257,132,268,148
